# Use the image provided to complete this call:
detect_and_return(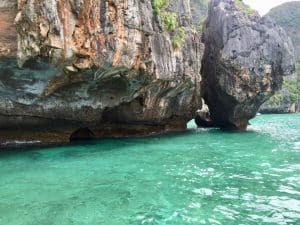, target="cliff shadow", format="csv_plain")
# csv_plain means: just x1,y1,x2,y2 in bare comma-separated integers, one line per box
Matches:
69,128,96,142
